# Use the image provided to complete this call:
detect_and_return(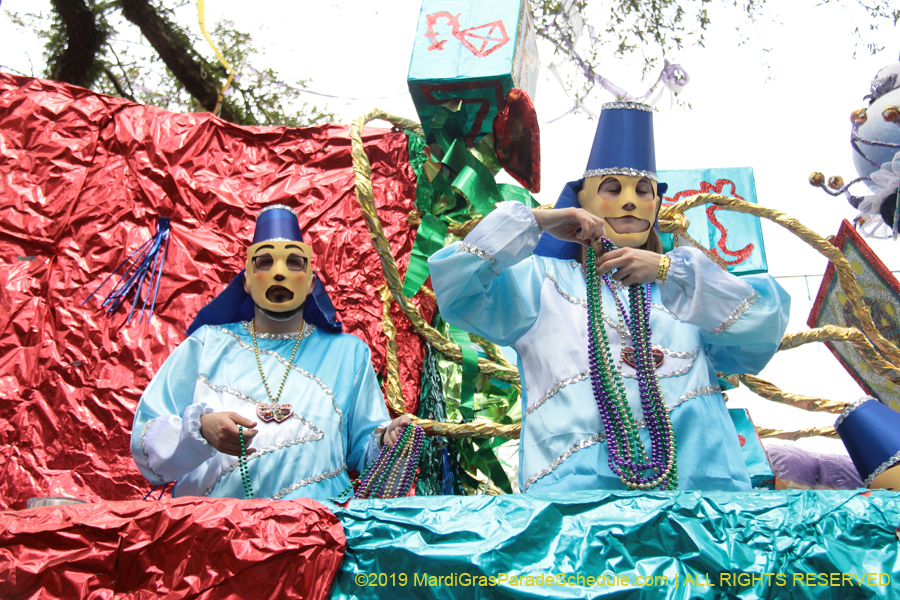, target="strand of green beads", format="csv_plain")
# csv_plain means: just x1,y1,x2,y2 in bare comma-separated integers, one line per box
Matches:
586,248,640,476
371,425,416,498
238,424,254,499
